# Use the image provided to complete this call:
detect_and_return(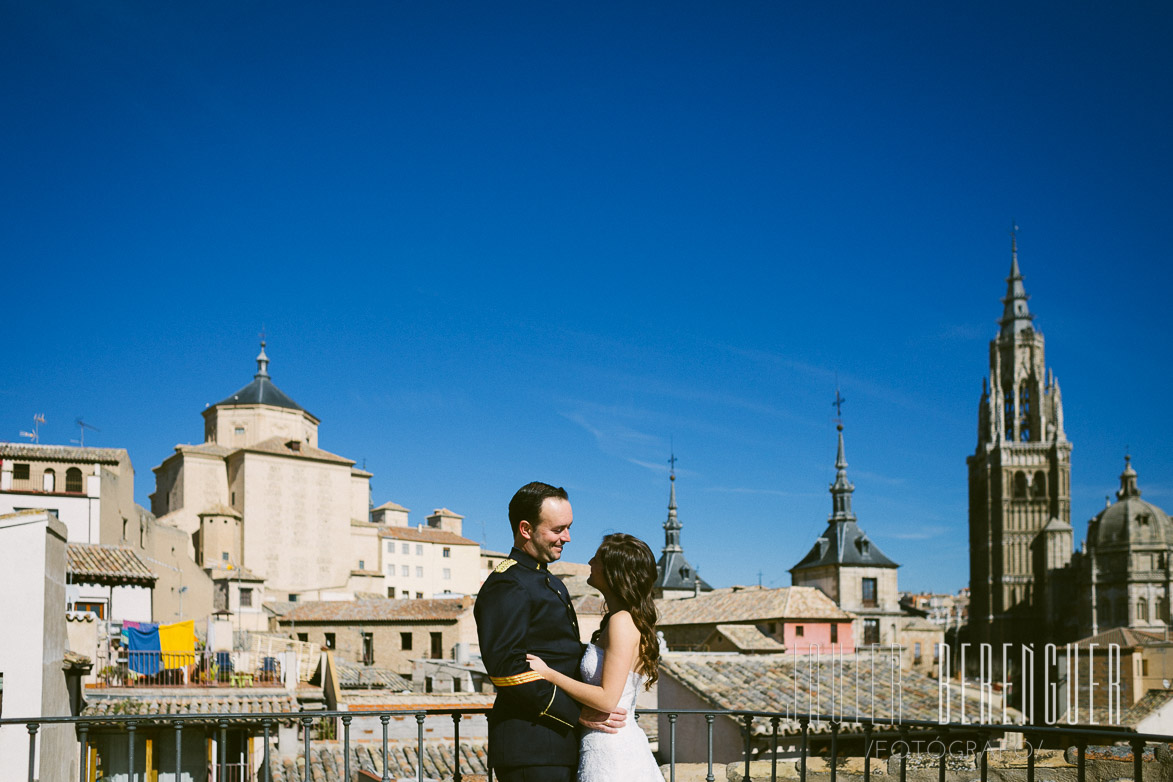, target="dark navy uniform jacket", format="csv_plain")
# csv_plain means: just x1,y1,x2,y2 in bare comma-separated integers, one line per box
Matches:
475,546,584,769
